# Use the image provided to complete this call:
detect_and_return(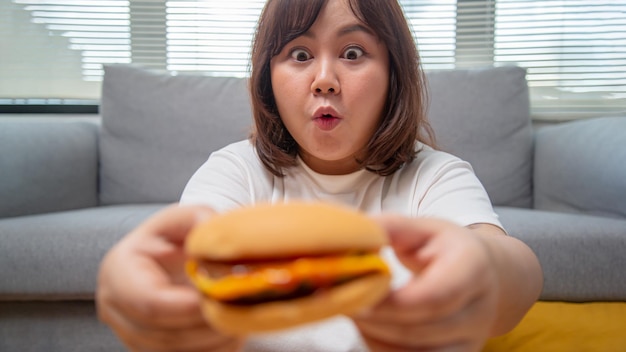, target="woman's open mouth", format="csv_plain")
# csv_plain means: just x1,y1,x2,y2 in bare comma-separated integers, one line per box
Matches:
313,107,342,131
314,114,341,131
